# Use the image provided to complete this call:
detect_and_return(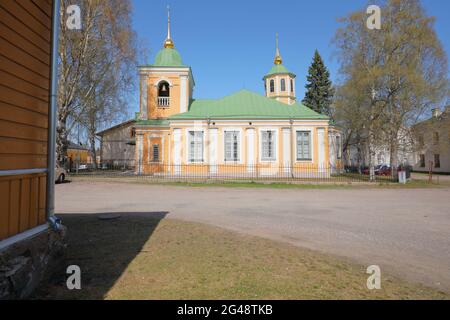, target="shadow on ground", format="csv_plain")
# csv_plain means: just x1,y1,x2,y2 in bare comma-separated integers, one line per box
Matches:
32,211,168,300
